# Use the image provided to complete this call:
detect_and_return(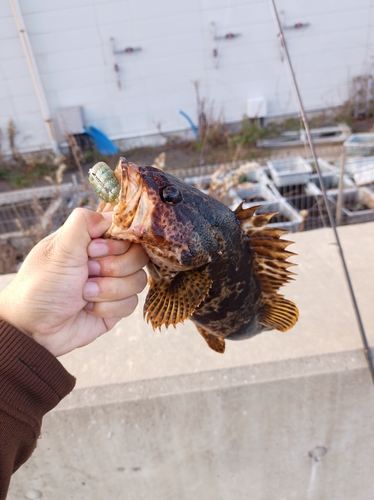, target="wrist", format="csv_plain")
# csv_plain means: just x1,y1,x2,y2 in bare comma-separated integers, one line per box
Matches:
0,286,32,340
